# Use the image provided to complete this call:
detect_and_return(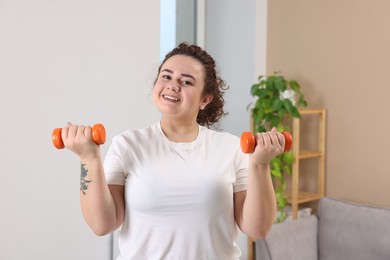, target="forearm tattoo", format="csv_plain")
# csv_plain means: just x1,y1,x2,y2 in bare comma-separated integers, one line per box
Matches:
80,163,92,195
